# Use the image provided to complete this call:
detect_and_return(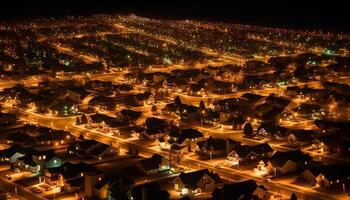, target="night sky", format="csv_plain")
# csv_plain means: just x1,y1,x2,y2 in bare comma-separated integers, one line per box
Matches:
1,0,349,32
